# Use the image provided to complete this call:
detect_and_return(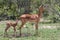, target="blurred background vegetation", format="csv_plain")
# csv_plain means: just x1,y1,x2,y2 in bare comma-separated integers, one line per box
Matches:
0,0,60,23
